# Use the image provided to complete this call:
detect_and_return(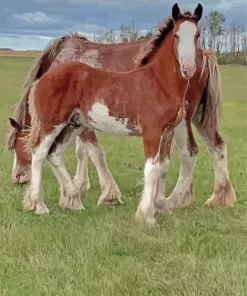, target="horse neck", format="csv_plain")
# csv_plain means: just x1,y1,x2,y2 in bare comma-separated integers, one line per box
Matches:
148,34,189,98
